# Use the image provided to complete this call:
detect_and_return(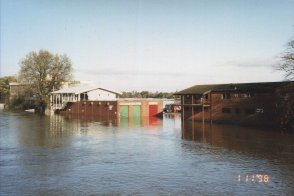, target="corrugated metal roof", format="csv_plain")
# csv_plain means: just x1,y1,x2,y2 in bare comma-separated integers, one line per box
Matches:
174,81,294,95
50,85,120,95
